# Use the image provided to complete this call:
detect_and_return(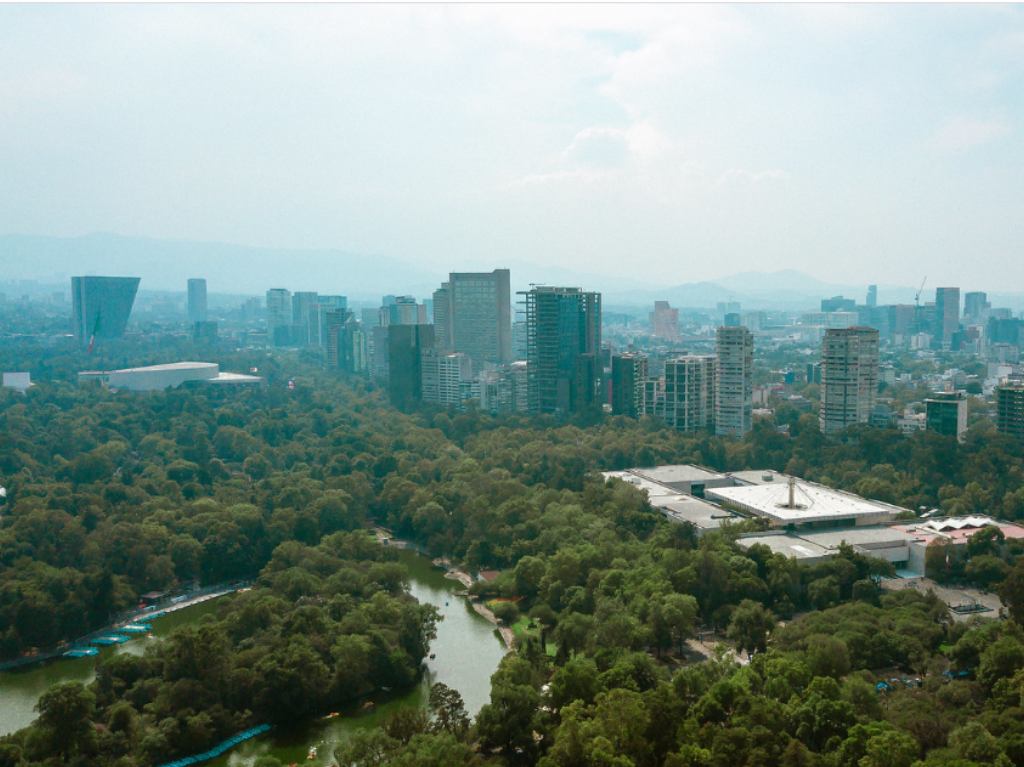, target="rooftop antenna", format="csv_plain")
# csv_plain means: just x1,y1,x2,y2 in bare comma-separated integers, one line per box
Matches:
787,475,796,509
